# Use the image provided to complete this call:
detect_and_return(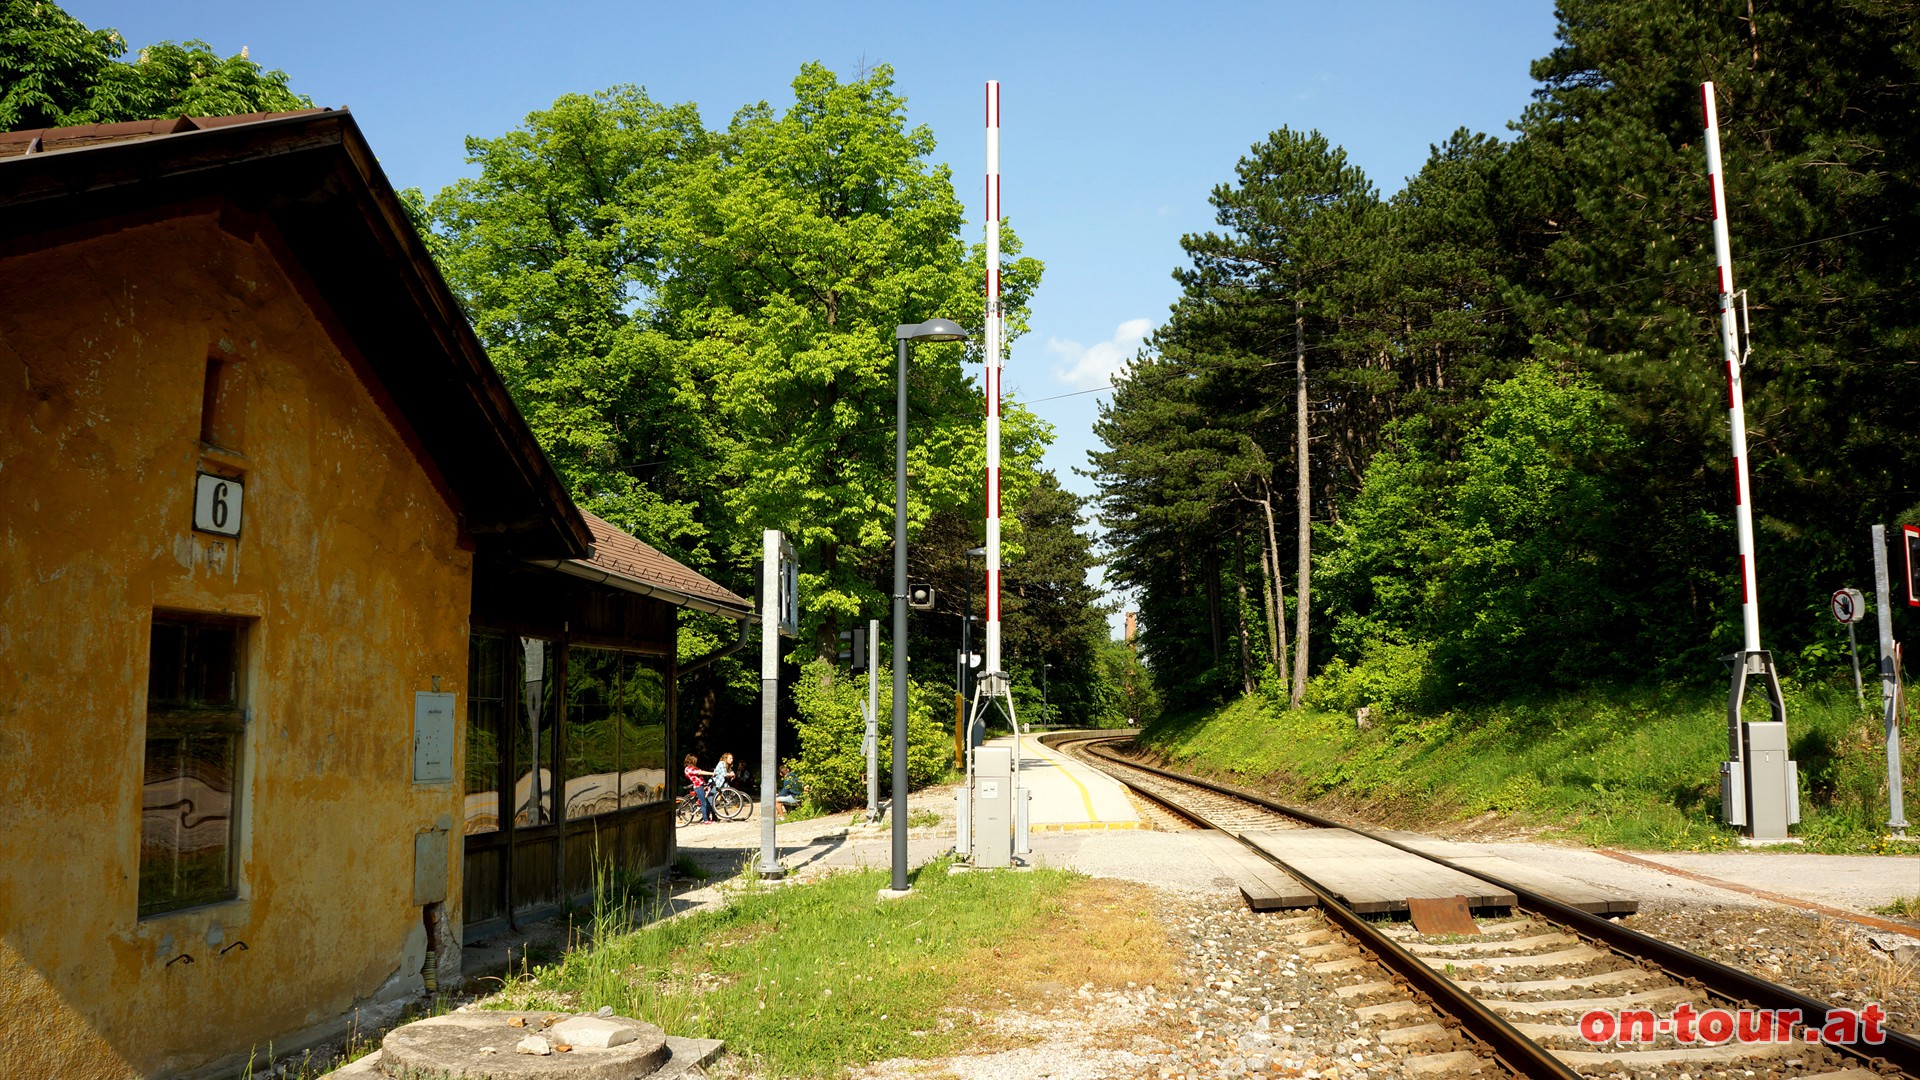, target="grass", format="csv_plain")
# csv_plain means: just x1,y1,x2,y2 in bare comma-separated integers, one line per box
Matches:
1876,895,1920,919
1139,680,1919,854
488,858,1174,1077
